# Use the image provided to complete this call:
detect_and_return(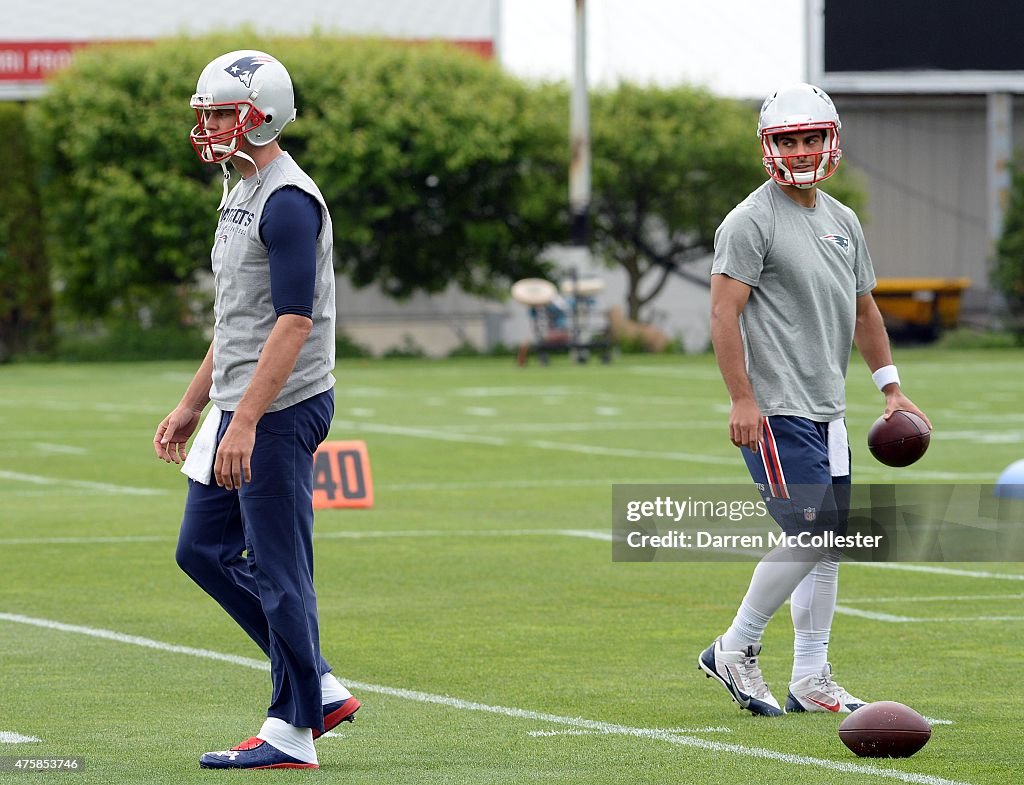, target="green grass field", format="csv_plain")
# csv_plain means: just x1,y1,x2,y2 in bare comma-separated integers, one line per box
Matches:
1,350,1022,784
